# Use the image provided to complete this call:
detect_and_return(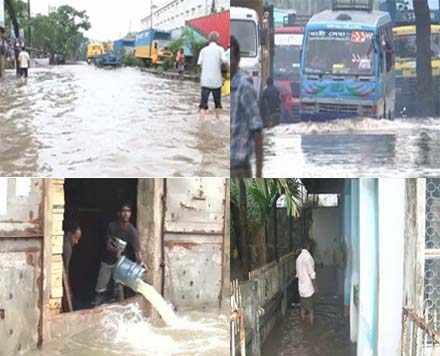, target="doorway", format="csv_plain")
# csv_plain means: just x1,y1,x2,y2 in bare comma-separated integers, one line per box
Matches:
62,178,138,311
